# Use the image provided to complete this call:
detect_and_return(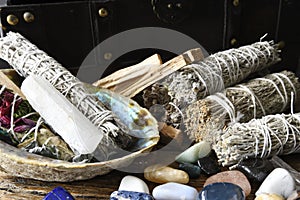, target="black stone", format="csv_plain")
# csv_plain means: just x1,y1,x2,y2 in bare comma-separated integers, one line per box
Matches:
236,158,274,182
197,182,245,200
179,163,202,179
197,154,220,175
